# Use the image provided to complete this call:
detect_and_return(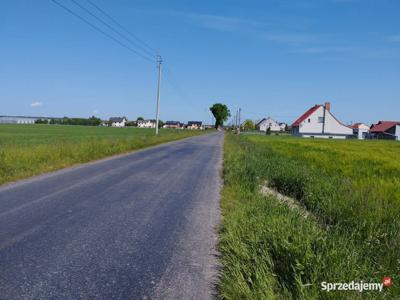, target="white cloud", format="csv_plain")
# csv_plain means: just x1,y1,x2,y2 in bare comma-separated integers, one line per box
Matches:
30,101,43,107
